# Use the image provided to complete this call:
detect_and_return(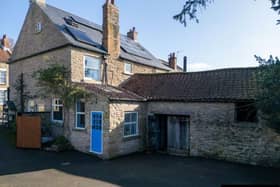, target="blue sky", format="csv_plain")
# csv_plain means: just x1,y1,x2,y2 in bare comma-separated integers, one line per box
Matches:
1,0,279,71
